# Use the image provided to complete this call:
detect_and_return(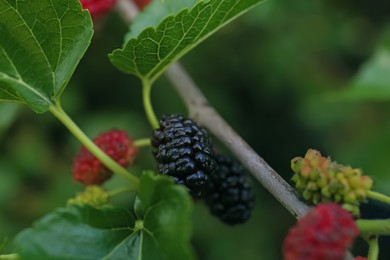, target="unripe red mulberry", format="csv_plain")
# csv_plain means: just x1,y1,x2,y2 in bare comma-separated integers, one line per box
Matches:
283,203,359,260
72,129,138,185
80,0,116,18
